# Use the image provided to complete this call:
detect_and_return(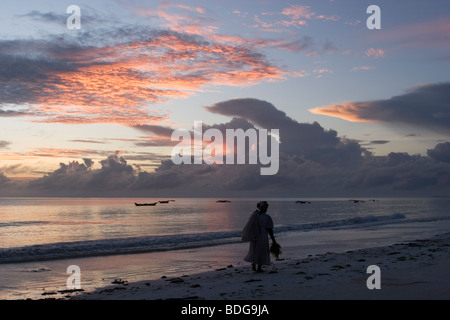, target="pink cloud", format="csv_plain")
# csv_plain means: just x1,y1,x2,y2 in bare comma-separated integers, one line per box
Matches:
313,68,333,74
312,68,333,78
282,5,314,19
2,4,342,128
351,66,375,71
158,2,206,14
1,26,286,126
309,102,375,122
366,48,385,58
252,4,339,32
